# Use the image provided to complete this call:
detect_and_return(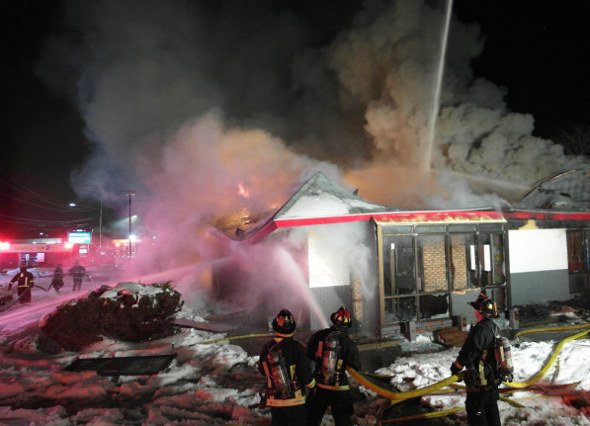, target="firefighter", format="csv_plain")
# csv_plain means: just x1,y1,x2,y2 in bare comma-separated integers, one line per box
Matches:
258,308,316,426
451,291,501,426
49,264,64,292
8,262,35,304
68,260,86,291
306,306,361,426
